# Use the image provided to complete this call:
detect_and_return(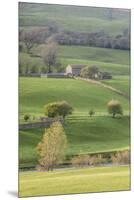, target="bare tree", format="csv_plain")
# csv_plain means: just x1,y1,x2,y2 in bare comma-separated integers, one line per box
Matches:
20,29,39,53
41,42,58,73
37,122,67,171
